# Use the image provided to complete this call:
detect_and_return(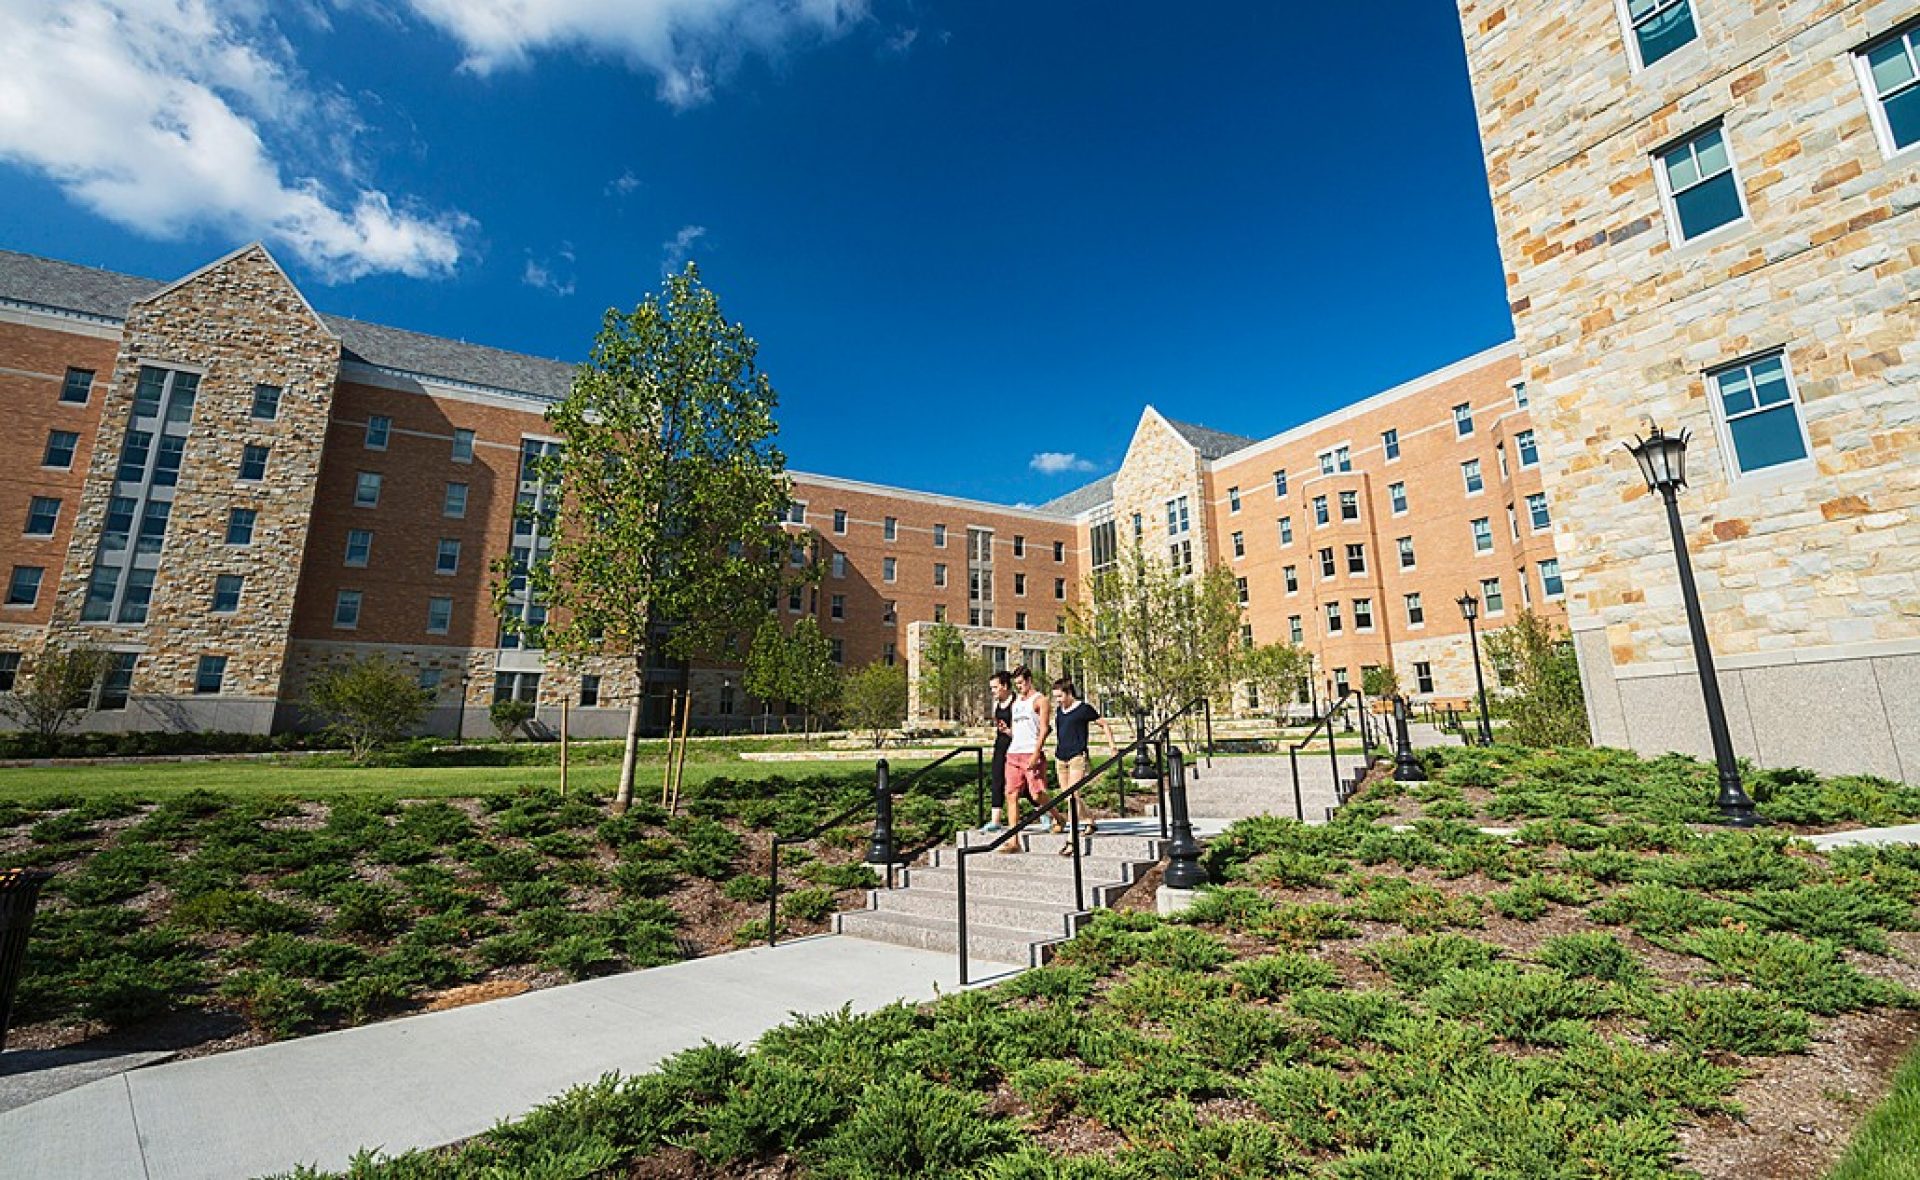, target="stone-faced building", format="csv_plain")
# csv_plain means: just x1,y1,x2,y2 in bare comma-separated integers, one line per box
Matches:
1457,0,1920,780
0,243,1562,738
